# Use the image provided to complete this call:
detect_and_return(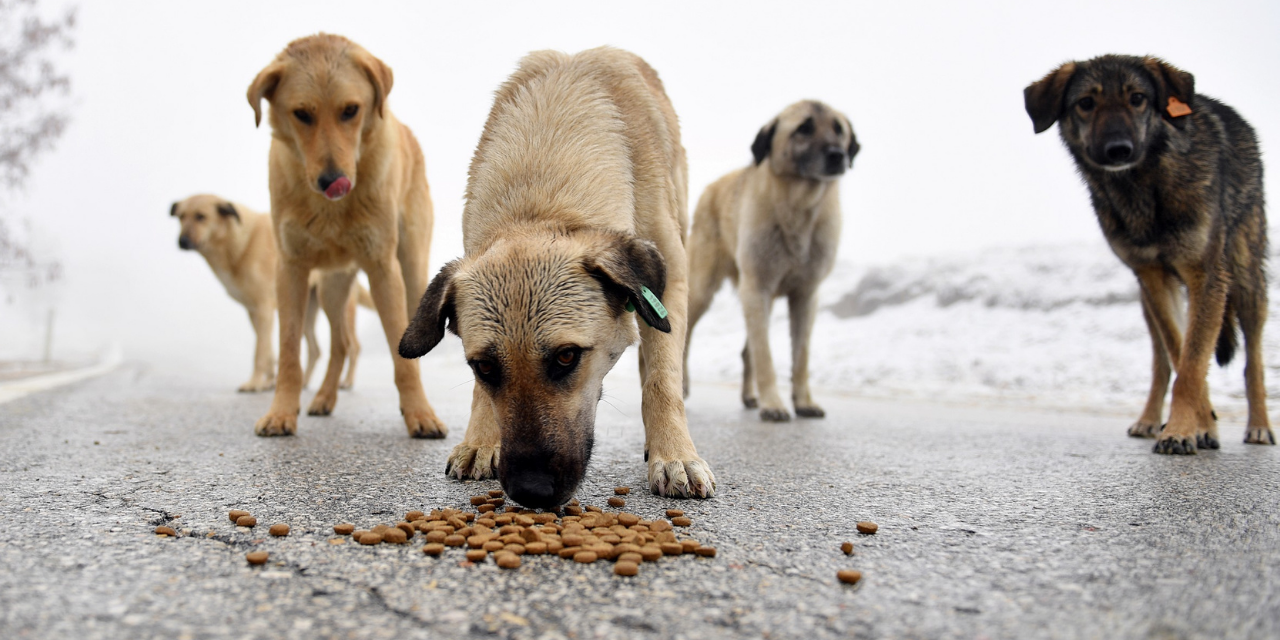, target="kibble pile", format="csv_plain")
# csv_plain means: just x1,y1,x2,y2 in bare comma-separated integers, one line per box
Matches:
325,489,714,577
